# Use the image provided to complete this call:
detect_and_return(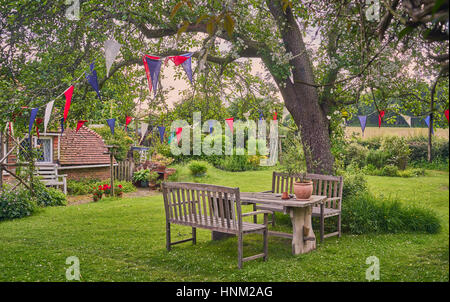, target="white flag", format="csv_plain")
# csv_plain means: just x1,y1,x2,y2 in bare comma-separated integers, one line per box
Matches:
44,100,54,134
243,112,251,119
104,40,122,78
401,114,412,127
139,122,149,143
